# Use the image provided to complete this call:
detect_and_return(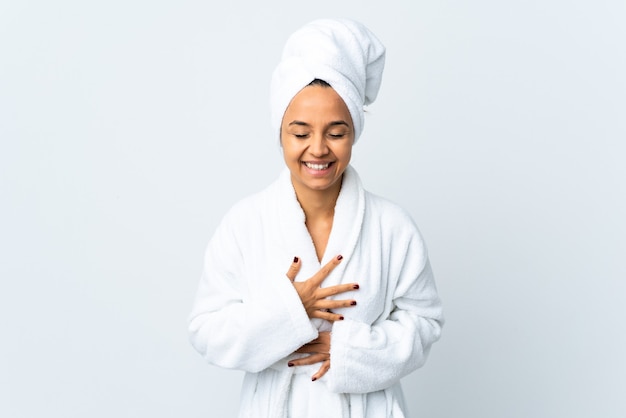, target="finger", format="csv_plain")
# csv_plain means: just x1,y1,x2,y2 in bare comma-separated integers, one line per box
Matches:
311,359,331,381
318,282,360,299
295,331,331,354
314,298,357,310
310,309,345,322
316,331,331,345
295,344,326,354
288,353,328,367
308,255,343,287
286,256,301,282
295,342,329,354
